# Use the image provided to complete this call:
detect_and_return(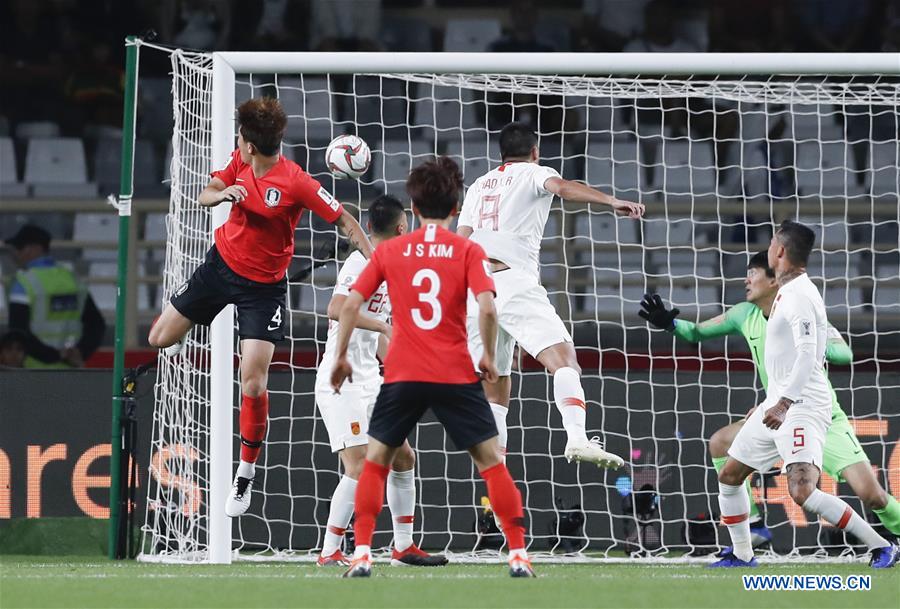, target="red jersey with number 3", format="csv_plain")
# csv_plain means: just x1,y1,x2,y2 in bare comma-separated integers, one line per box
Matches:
352,223,495,384
211,149,344,283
